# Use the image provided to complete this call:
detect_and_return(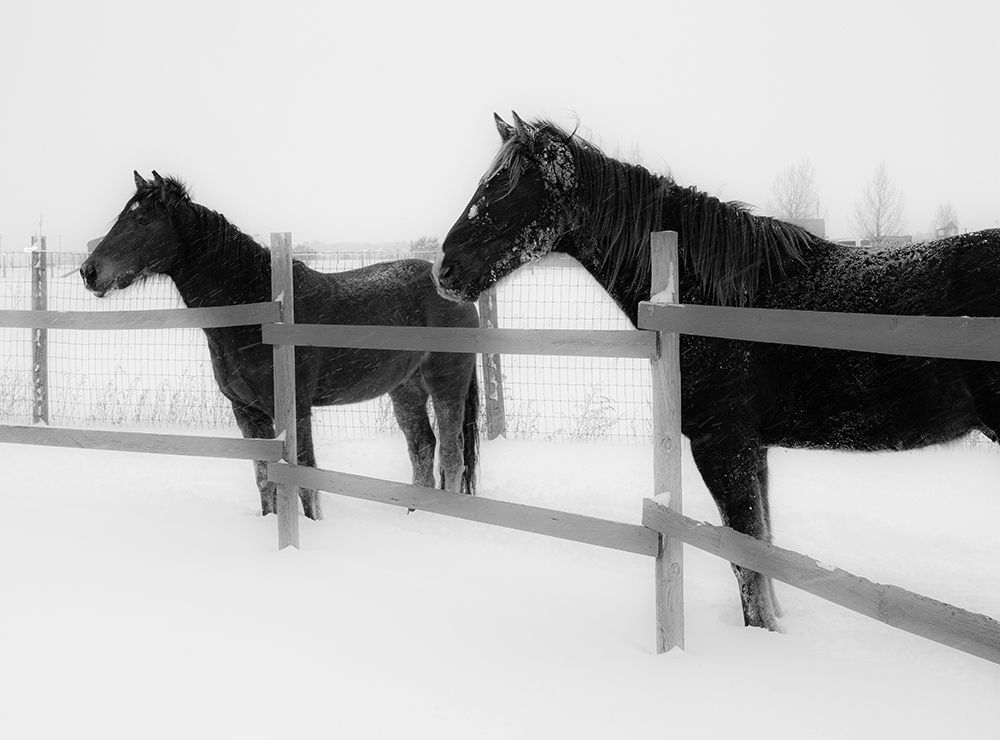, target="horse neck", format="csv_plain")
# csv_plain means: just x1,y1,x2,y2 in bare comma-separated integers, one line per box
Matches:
166,203,273,308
